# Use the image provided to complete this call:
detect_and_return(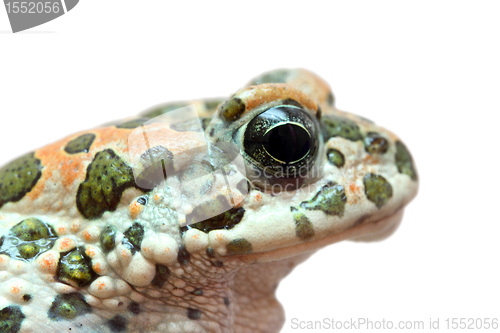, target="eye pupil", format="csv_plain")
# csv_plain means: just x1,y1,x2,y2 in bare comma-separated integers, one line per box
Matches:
263,123,312,163
243,105,320,185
